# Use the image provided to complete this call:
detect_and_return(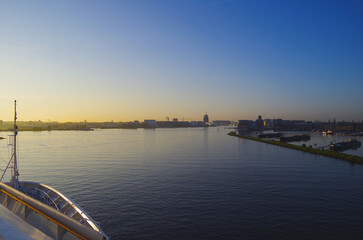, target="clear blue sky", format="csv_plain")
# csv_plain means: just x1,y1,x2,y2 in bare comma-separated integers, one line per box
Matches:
0,0,362,122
